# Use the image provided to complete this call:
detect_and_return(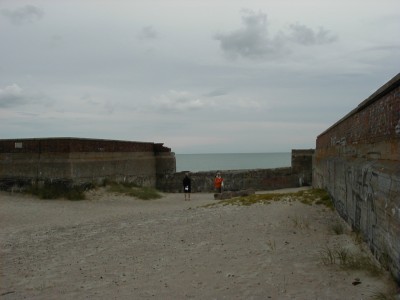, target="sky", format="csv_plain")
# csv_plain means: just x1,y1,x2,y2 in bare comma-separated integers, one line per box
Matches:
0,0,399,153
